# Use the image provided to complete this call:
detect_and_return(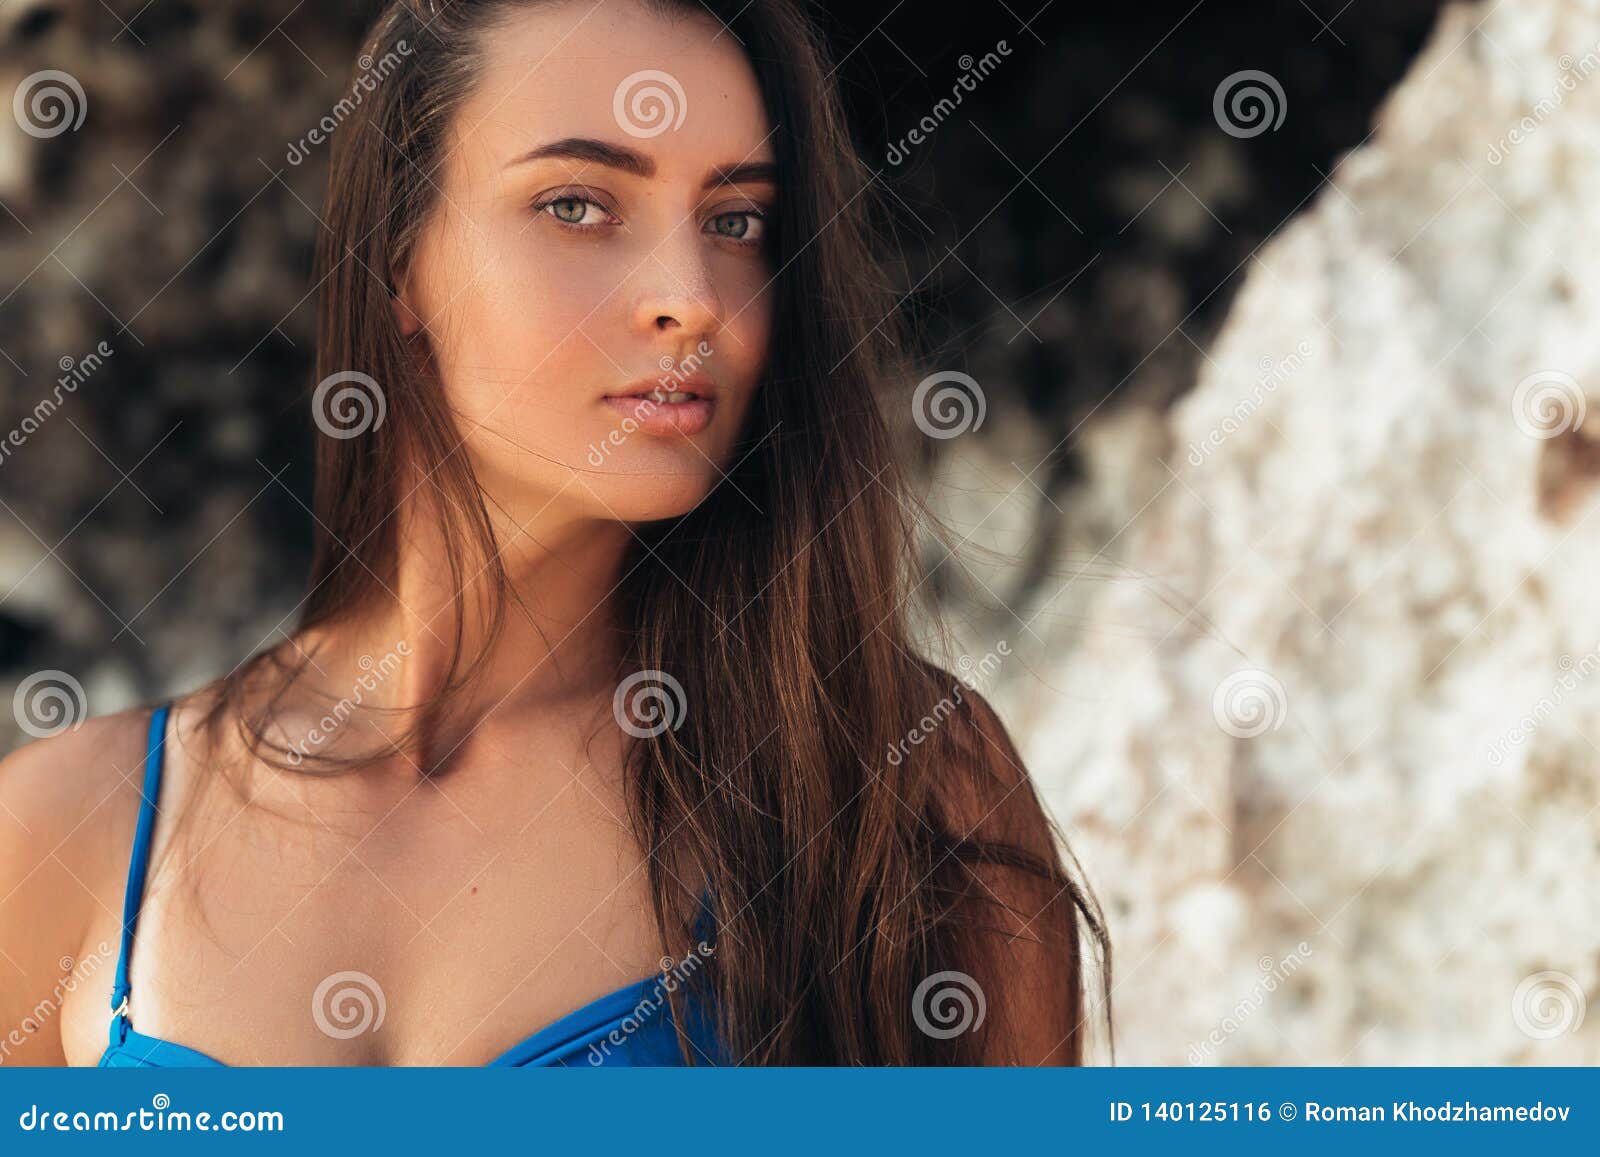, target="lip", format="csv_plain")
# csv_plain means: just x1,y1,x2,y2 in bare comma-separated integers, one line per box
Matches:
603,370,717,402
601,371,718,436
